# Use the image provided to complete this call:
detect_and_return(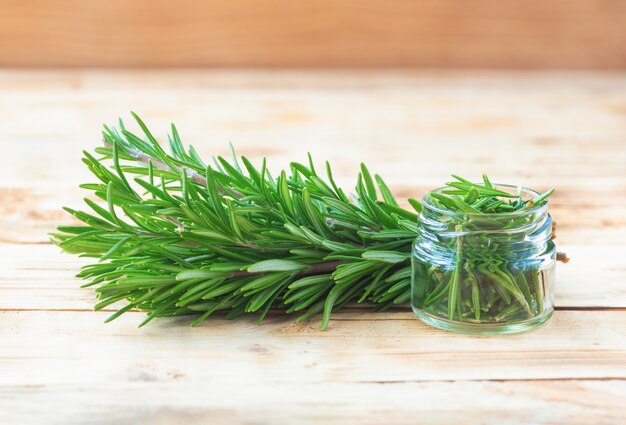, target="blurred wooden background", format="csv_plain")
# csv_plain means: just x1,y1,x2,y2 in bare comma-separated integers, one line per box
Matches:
1,0,625,68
